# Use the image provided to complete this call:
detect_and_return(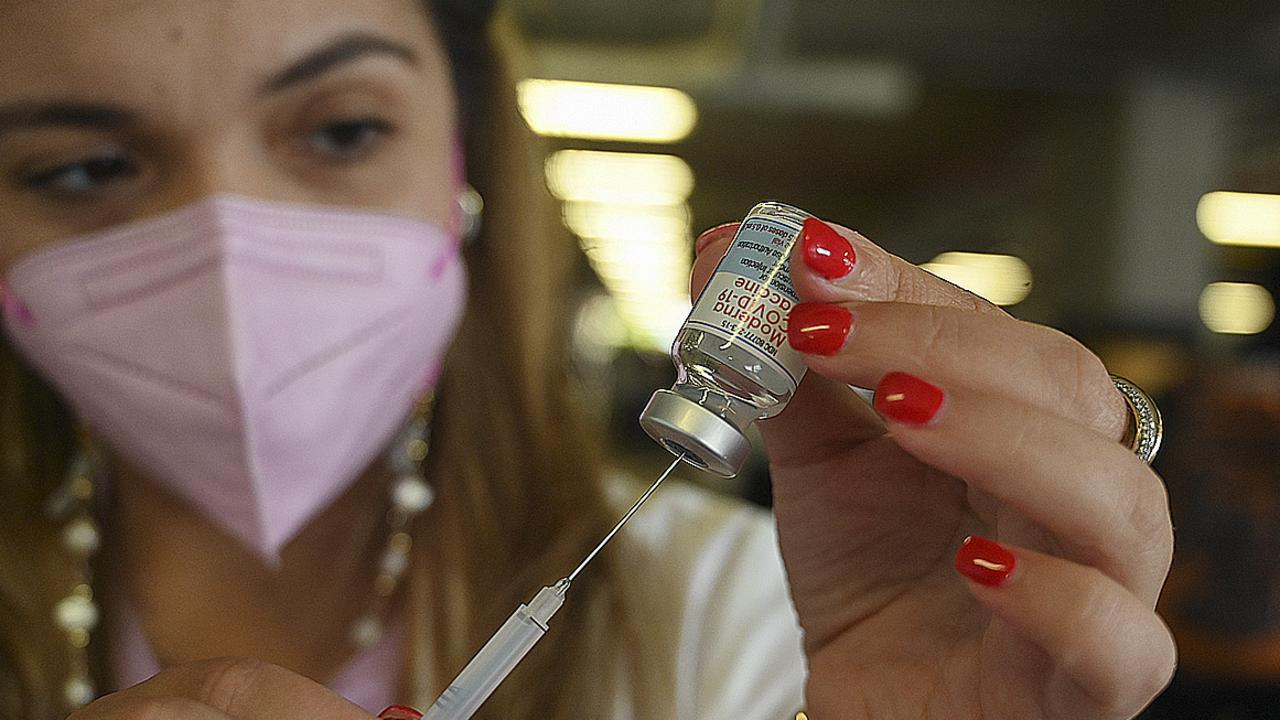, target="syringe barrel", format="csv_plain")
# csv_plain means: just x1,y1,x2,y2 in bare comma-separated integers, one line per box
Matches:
421,605,546,720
